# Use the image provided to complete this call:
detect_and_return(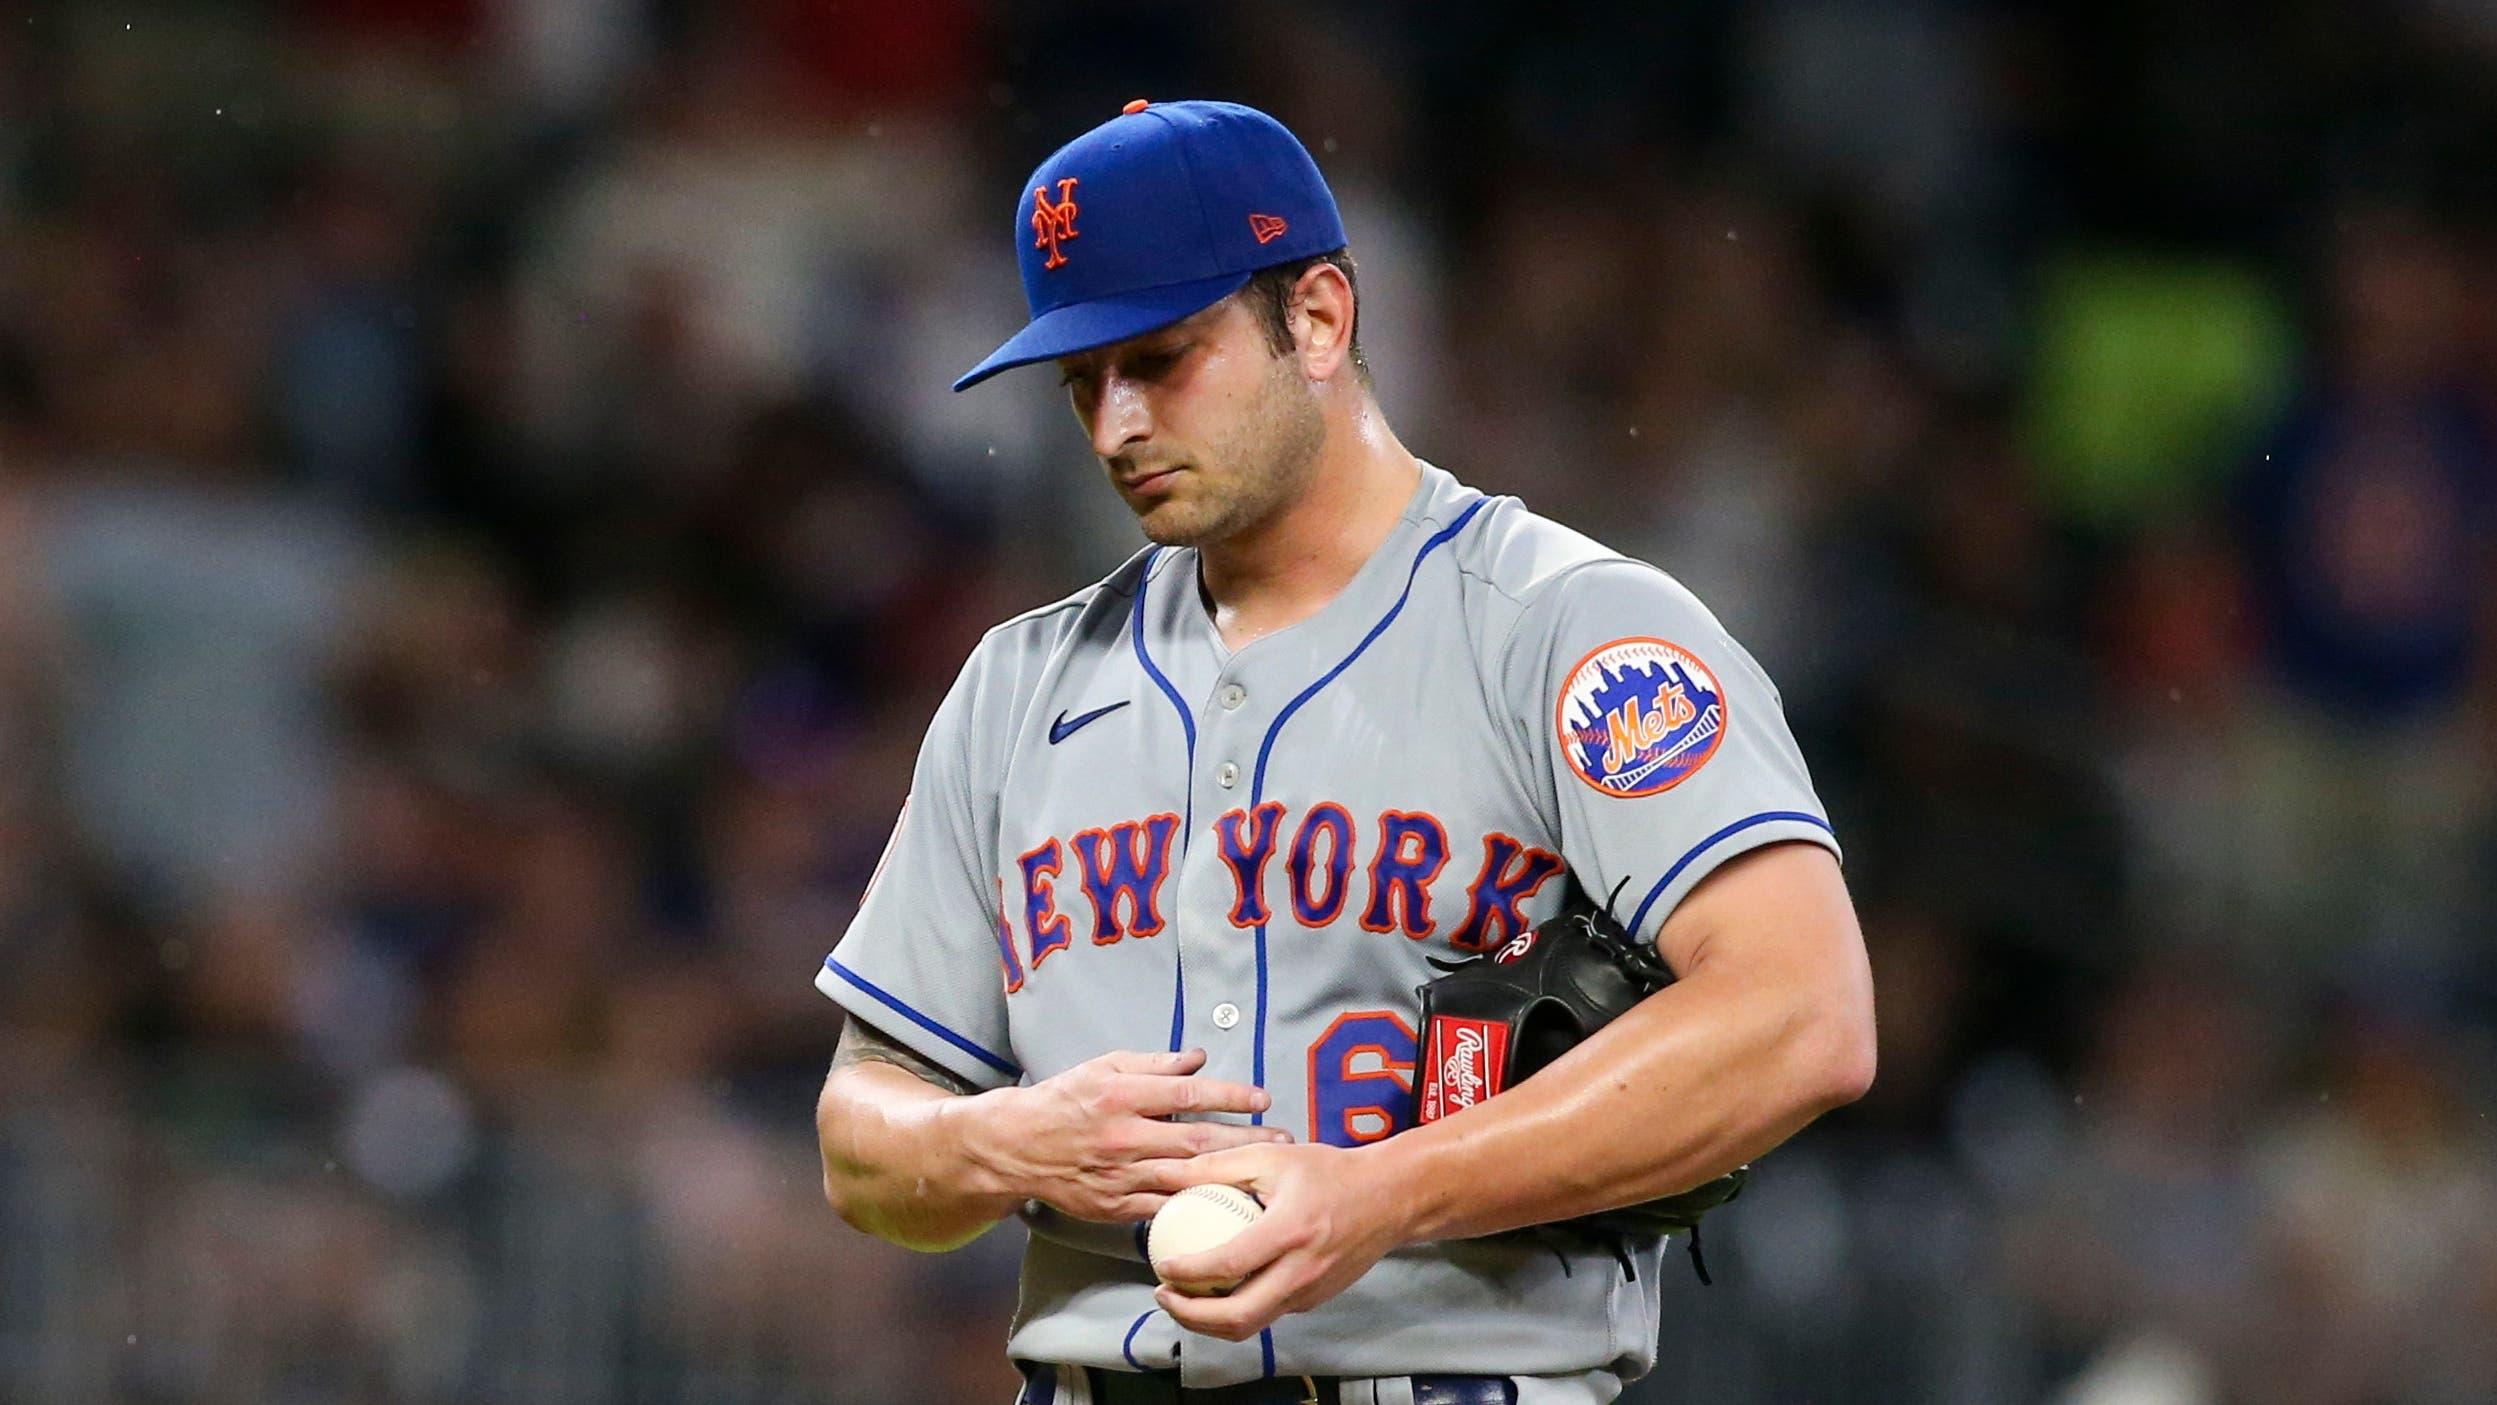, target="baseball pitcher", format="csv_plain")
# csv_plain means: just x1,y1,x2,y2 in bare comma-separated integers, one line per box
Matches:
813,99,1877,1405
